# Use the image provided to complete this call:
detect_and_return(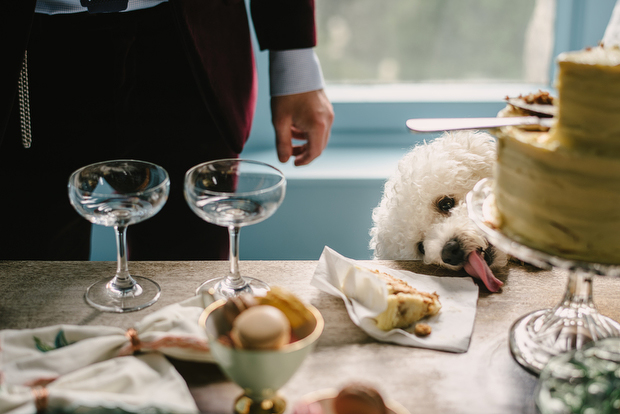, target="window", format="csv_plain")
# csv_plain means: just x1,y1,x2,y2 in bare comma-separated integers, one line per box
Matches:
315,0,551,84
